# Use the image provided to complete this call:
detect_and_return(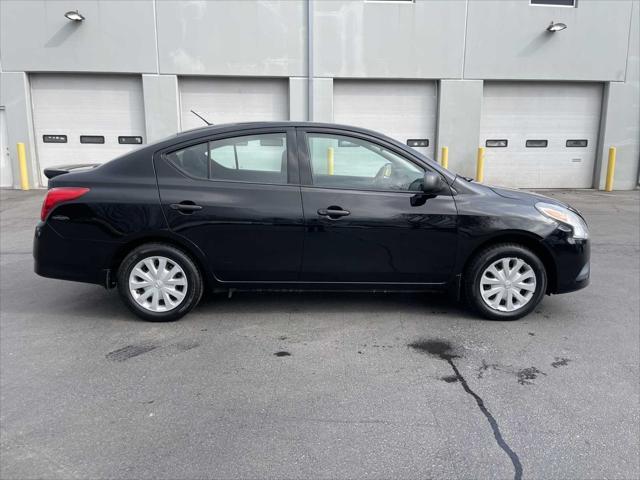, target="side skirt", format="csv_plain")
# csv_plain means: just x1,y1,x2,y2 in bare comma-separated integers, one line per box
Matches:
211,282,448,295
